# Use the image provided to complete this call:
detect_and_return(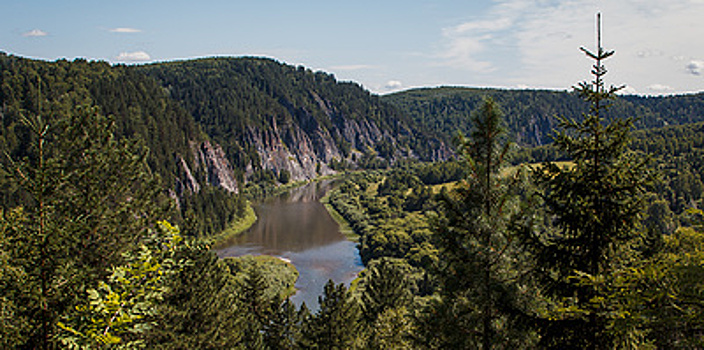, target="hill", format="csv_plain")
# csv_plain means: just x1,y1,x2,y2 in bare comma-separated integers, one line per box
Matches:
383,86,704,147
2,53,703,237
139,57,449,182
